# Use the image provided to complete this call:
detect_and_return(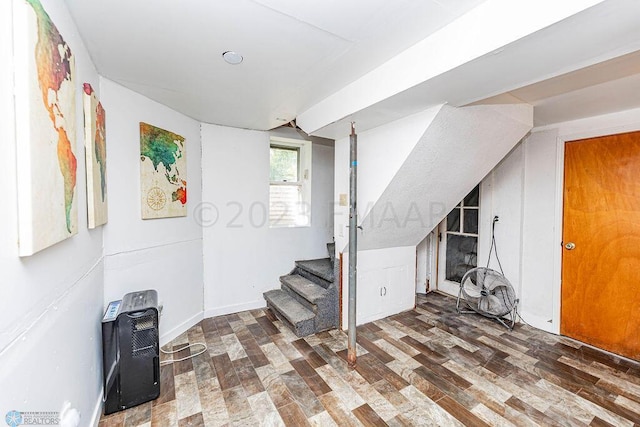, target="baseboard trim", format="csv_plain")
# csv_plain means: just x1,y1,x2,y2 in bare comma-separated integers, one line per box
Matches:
160,311,204,346
89,388,103,427
519,310,557,334
204,300,265,318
